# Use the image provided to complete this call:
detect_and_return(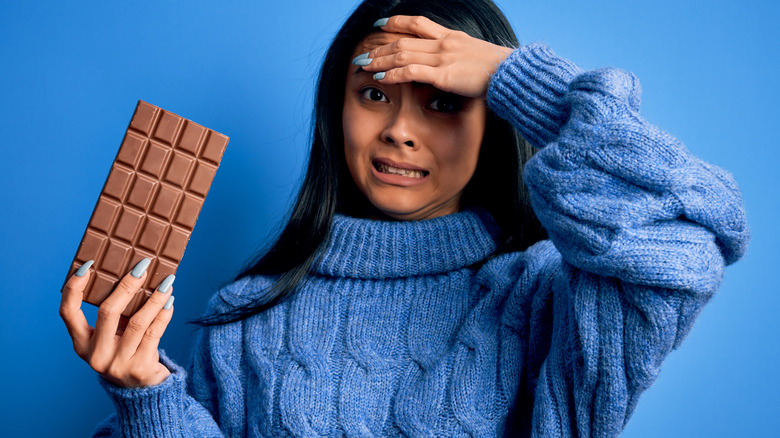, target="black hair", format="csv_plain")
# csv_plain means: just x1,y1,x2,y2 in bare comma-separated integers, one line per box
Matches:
194,0,546,326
